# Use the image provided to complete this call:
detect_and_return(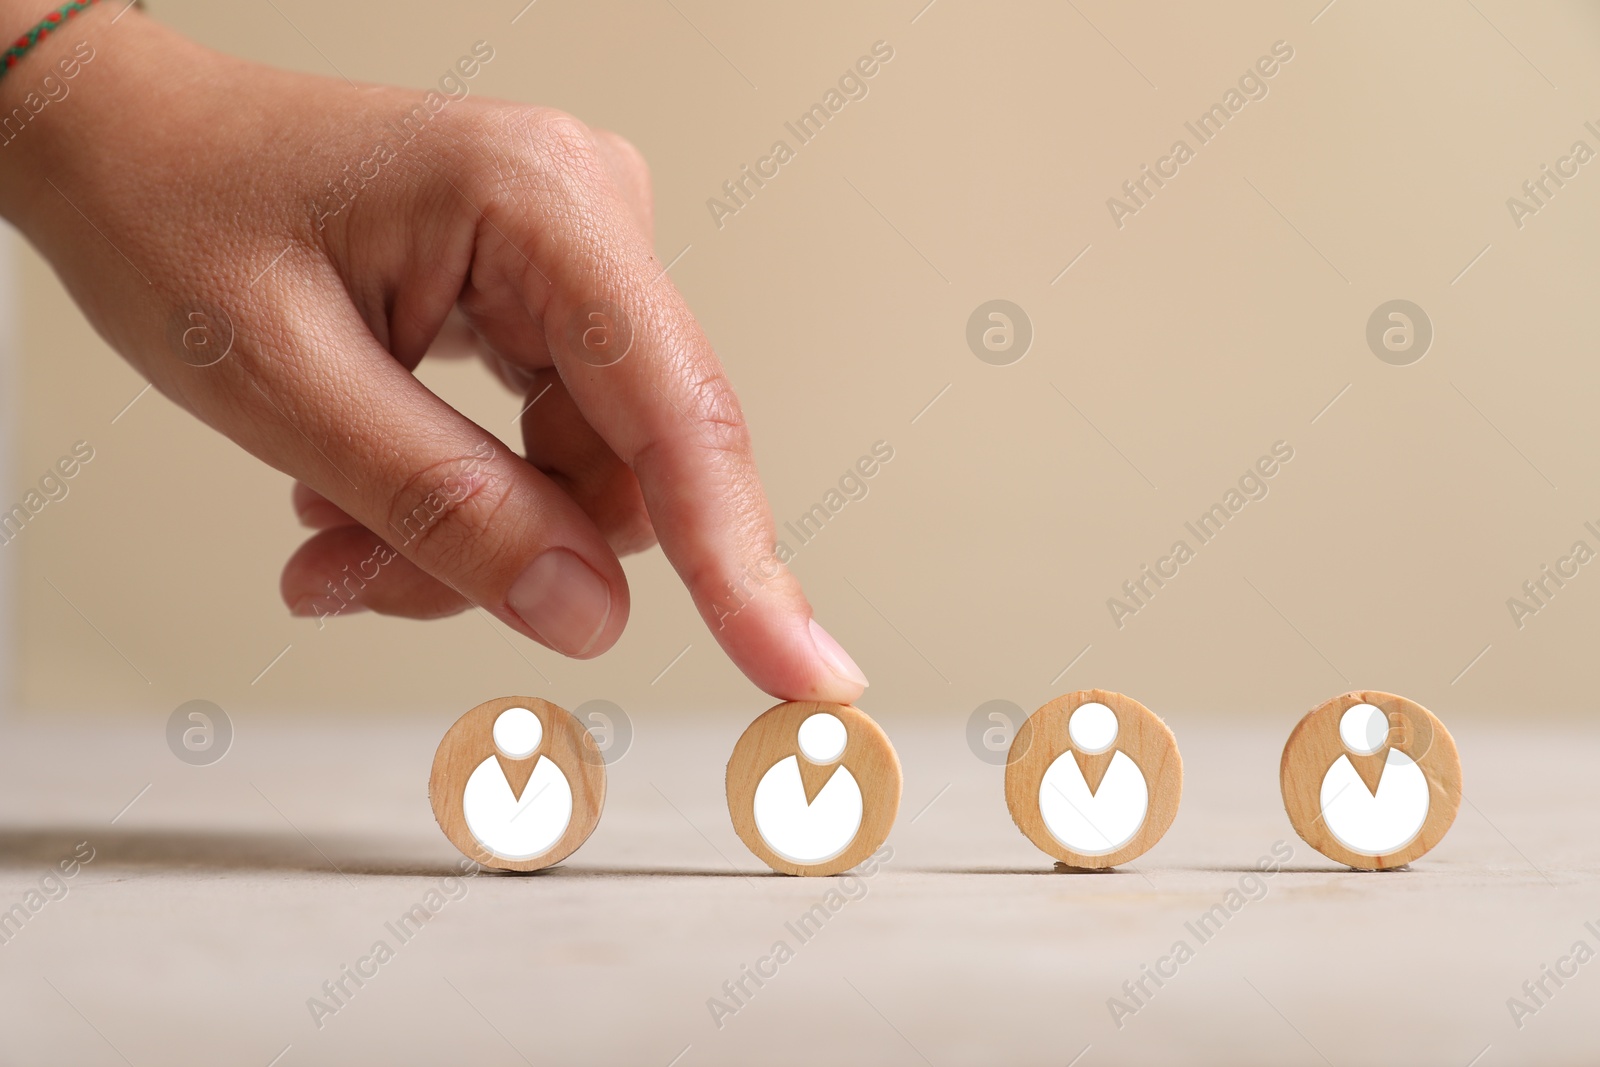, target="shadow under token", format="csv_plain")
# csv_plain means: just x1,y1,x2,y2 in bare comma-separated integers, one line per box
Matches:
898,865,1136,876
513,866,772,879
0,829,791,881
0,826,453,878
1191,863,1414,874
